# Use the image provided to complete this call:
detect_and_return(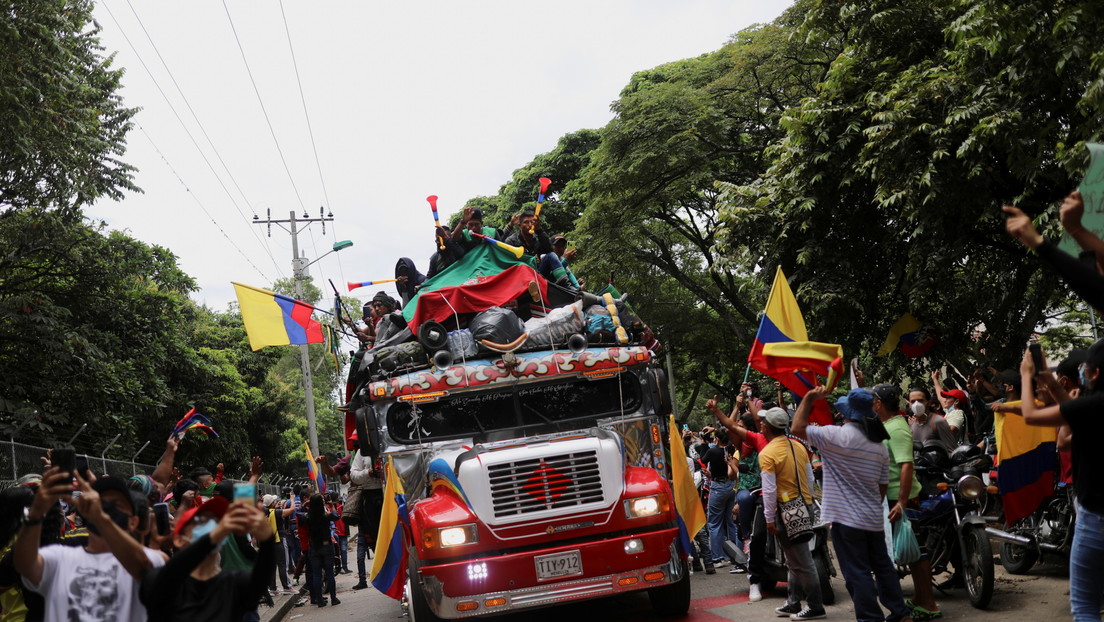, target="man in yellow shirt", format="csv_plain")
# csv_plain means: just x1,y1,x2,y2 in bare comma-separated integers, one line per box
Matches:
759,407,824,621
